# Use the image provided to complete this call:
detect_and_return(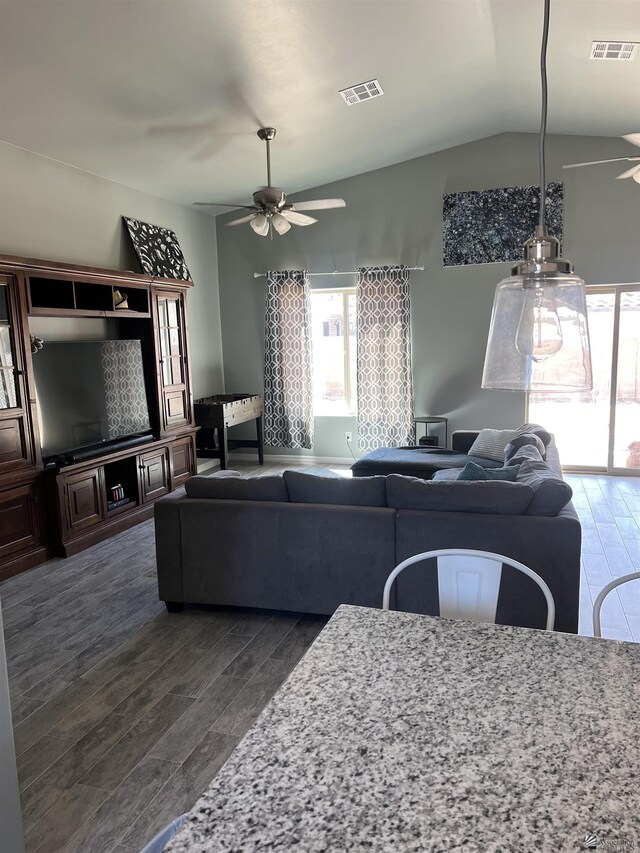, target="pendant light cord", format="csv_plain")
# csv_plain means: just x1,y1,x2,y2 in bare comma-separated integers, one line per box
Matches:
538,0,551,230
